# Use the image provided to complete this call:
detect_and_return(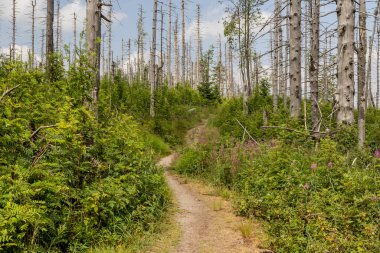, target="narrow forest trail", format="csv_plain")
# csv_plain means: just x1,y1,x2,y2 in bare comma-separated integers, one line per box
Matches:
155,123,266,253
